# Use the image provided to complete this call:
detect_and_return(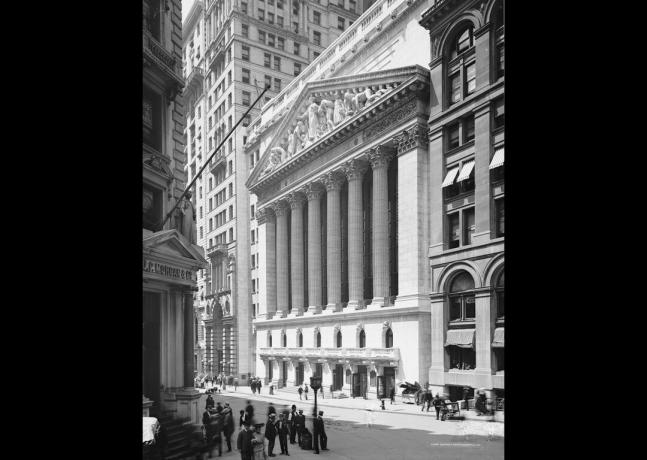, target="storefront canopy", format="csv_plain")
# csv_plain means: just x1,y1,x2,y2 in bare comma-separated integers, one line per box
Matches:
445,329,475,348
489,147,504,170
492,327,504,348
